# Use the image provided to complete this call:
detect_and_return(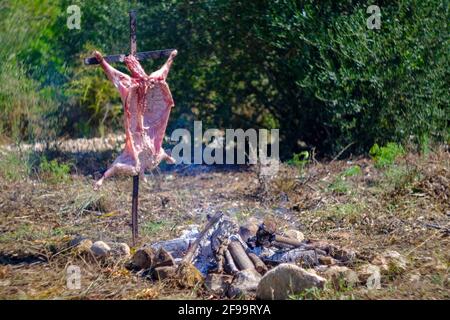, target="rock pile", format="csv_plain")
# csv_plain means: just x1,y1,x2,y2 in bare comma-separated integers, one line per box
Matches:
69,236,130,260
